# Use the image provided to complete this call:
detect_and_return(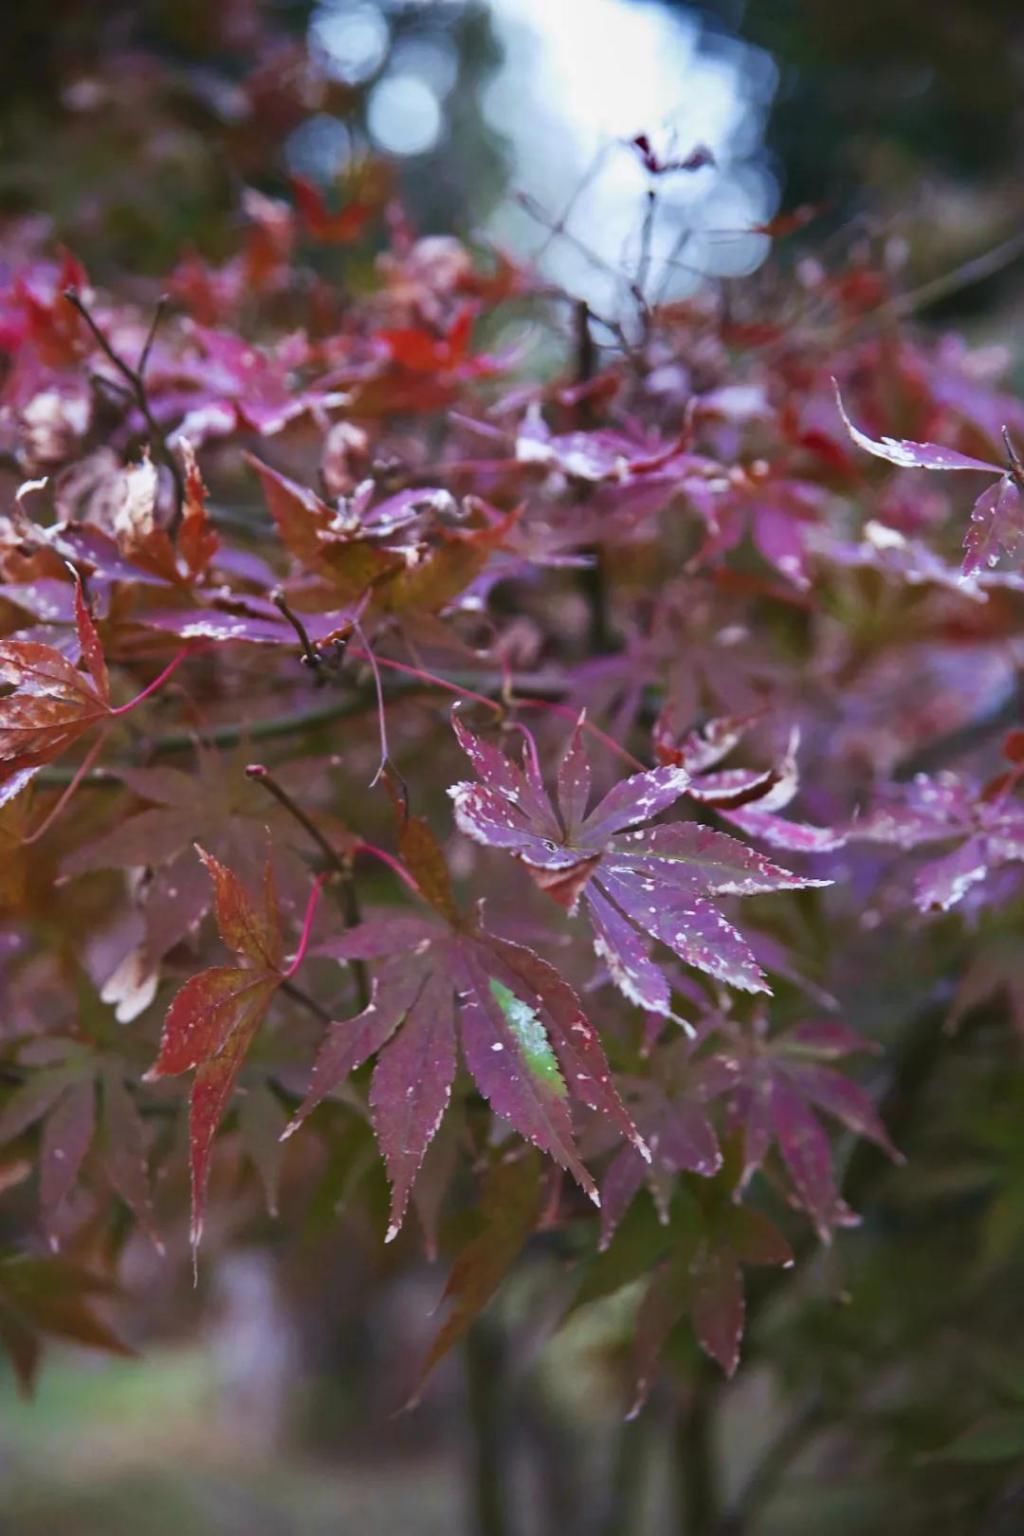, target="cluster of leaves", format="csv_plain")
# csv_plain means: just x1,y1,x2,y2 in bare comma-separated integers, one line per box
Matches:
2,138,1024,1445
